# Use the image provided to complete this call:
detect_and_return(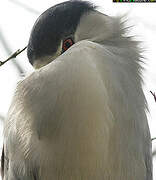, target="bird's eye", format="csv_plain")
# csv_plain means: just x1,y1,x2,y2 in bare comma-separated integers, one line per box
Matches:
62,38,74,53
